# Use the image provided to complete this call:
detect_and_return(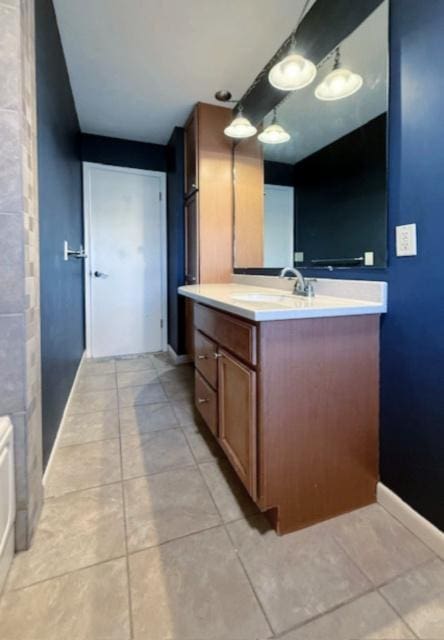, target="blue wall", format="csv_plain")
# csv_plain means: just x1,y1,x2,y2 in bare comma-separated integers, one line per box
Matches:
81,134,166,172
166,128,186,355
36,0,84,467
379,0,444,529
